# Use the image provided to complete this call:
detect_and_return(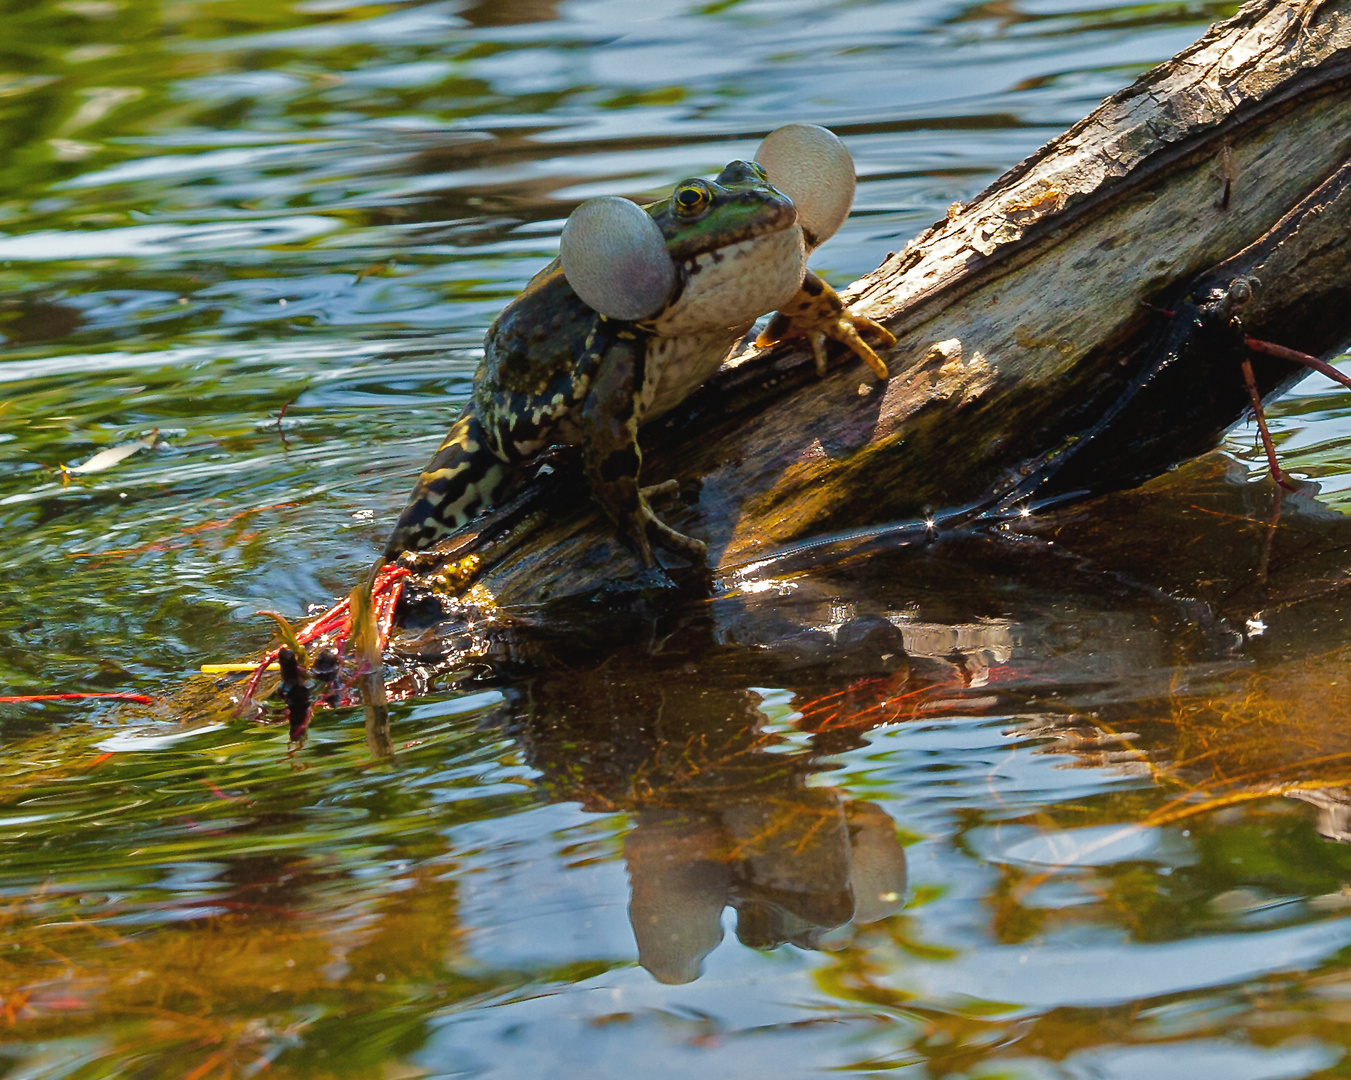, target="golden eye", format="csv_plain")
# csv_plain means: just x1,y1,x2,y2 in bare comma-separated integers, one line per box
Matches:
748,162,768,181
674,181,711,216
